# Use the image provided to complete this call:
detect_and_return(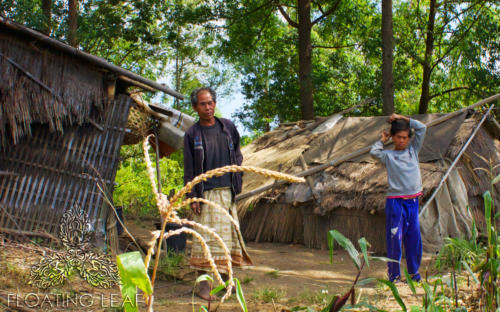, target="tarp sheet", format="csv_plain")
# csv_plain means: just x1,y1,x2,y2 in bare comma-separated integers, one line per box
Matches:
420,163,473,252
303,112,467,164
